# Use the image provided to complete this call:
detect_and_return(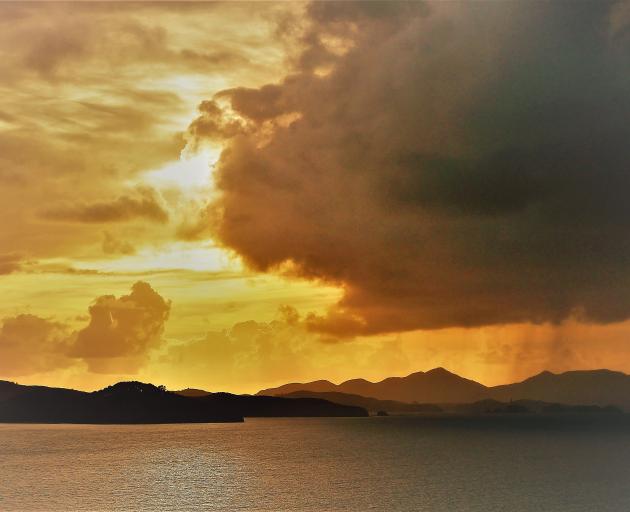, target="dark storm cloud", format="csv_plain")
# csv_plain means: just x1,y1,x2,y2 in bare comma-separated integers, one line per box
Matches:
191,1,630,335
